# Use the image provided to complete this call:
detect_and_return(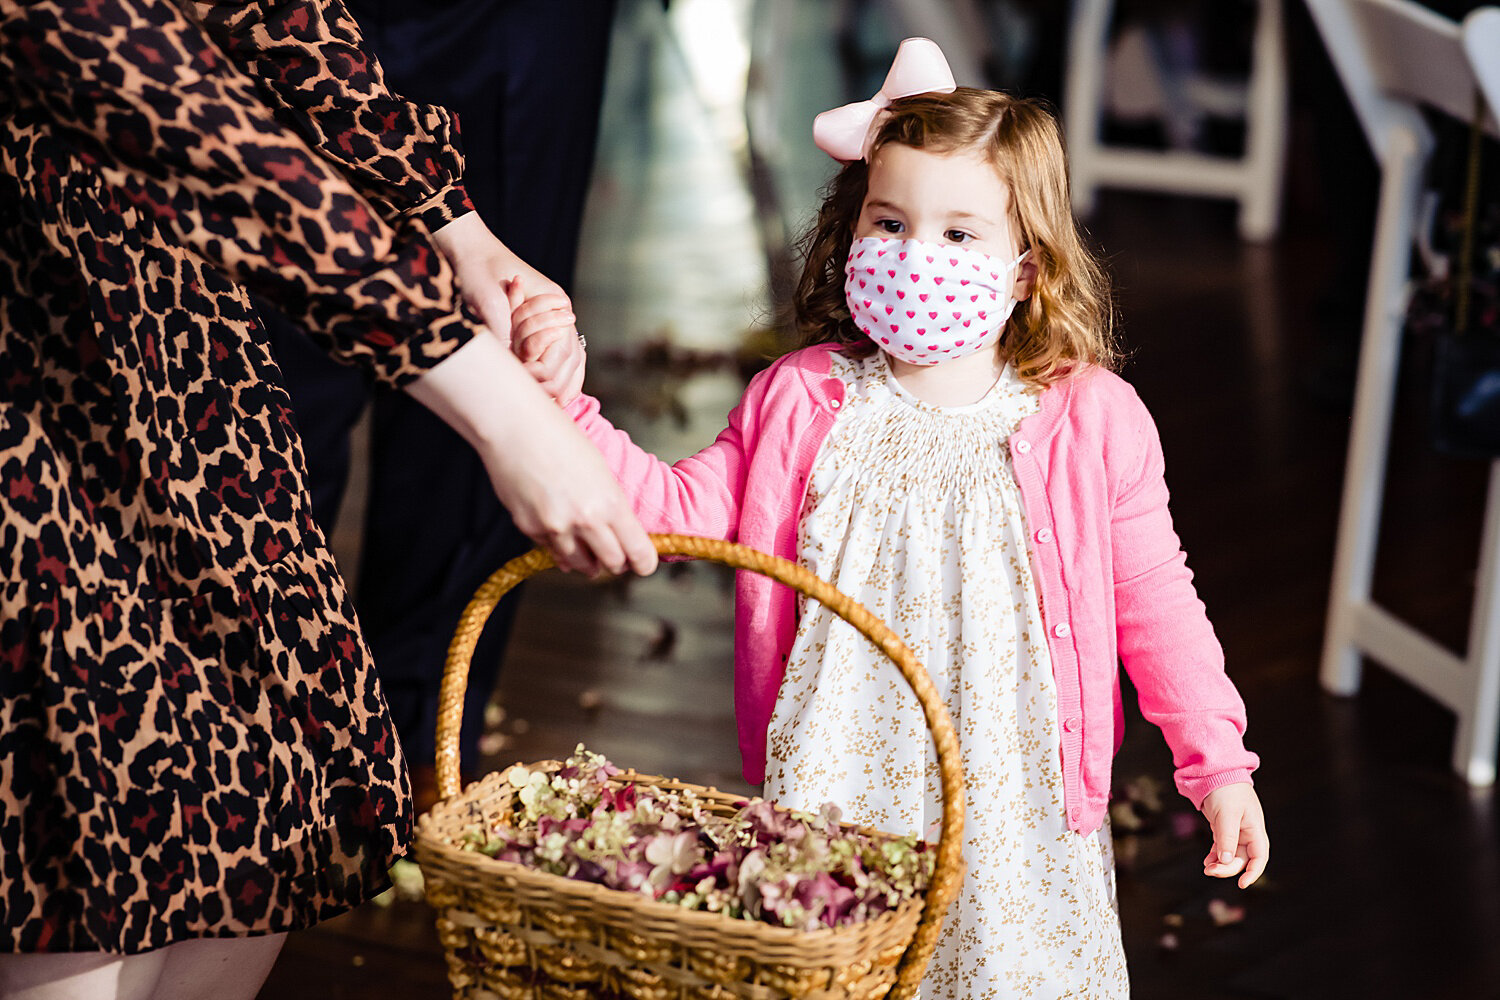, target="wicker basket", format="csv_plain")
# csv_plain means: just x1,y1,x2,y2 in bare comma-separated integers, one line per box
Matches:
413,534,966,1000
